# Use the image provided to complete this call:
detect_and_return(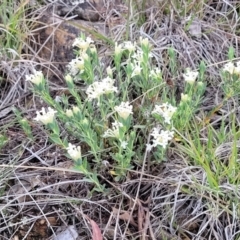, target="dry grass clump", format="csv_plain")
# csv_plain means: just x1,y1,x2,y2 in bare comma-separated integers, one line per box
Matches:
0,0,240,239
